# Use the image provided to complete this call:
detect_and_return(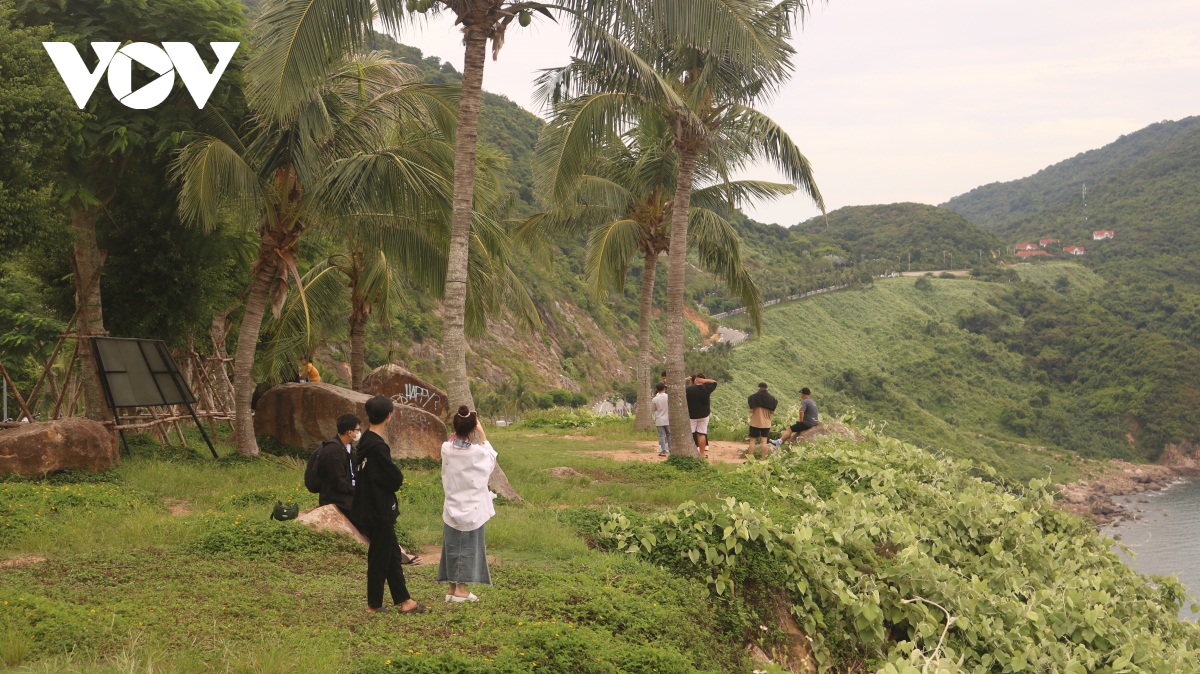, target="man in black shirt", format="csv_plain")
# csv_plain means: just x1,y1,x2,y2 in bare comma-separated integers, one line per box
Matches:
306,414,360,516
685,372,718,459
352,396,427,615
